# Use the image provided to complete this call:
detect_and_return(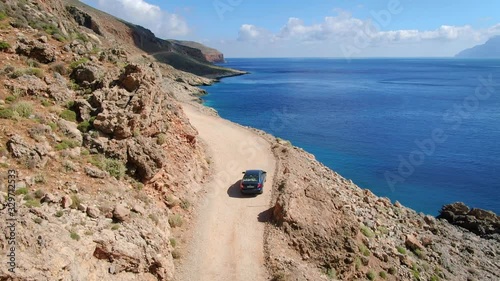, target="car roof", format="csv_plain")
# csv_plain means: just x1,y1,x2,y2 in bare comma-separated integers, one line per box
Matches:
244,170,262,175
